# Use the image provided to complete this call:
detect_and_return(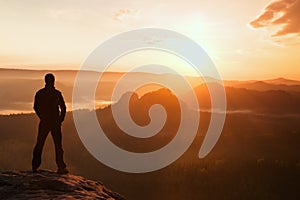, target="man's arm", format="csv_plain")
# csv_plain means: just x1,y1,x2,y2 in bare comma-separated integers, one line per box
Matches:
58,92,66,123
33,93,42,119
